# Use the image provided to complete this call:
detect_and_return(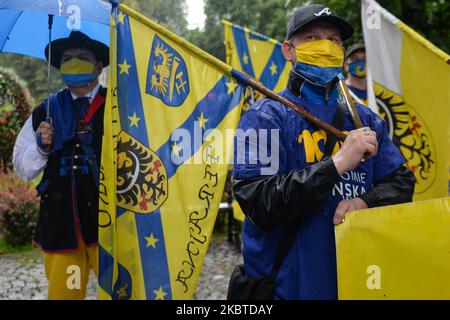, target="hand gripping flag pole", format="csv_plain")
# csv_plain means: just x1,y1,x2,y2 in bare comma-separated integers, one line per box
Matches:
109,1,347,142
